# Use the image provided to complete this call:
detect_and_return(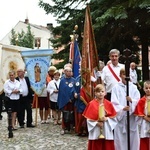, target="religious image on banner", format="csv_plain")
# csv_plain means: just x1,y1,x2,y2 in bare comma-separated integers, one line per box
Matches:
21,49,53,96
34,63,41,83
